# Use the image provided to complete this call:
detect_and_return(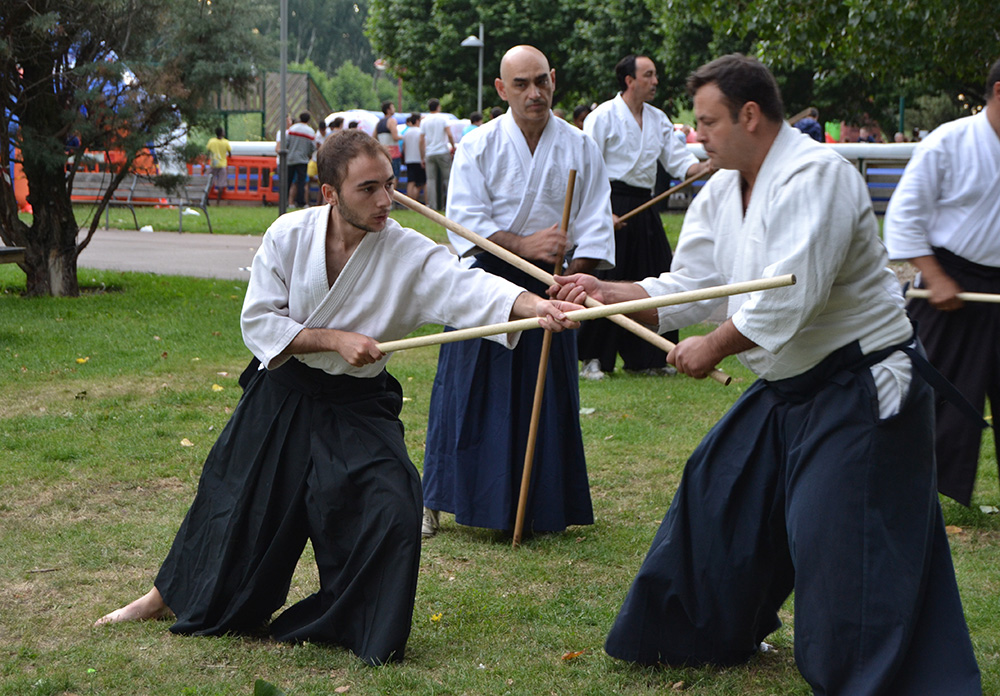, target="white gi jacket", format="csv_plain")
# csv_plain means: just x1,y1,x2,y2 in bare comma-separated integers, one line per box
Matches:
584,94,698,191
242,206,525,377
446,112,615,269
638,124,913,382
884,110,1000,266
